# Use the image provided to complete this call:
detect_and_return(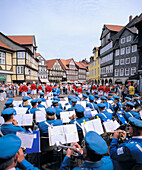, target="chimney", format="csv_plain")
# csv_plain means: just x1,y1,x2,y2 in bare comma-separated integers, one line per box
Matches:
129,15,132,22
